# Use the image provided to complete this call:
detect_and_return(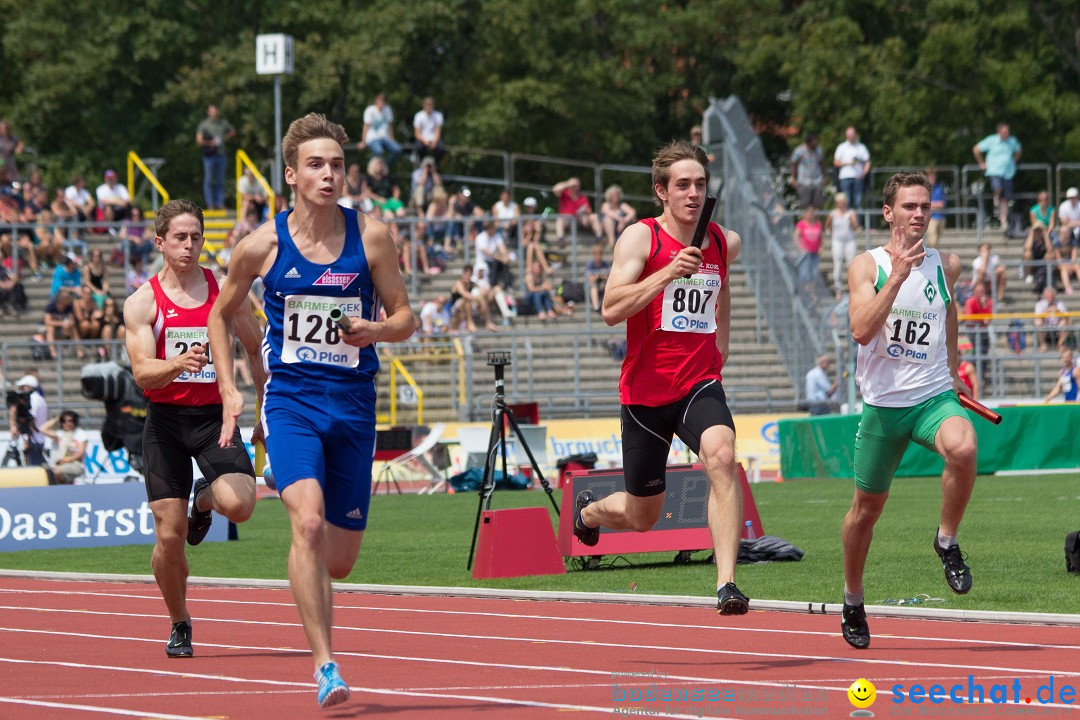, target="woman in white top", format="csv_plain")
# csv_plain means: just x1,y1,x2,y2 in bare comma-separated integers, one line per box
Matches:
491,188,519,242
599,184,637,247
826,191,860,296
